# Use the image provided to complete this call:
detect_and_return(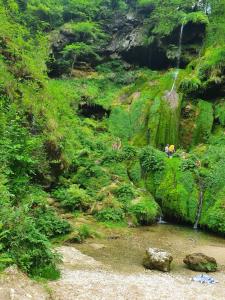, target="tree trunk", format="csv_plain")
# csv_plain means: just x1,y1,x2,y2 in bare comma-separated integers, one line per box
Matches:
70,55,76,77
